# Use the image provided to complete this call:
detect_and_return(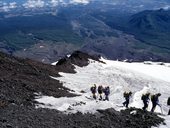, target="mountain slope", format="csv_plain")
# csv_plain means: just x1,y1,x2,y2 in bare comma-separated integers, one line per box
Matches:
98,9,170,62
0,51,168,128
39,52,170,127
38,53,170,127
128,9,170,49
0,51,76,106
38,56,170,114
